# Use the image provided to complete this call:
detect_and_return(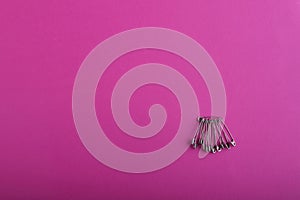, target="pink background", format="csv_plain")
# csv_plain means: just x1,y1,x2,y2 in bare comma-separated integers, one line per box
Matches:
1,0,300,199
